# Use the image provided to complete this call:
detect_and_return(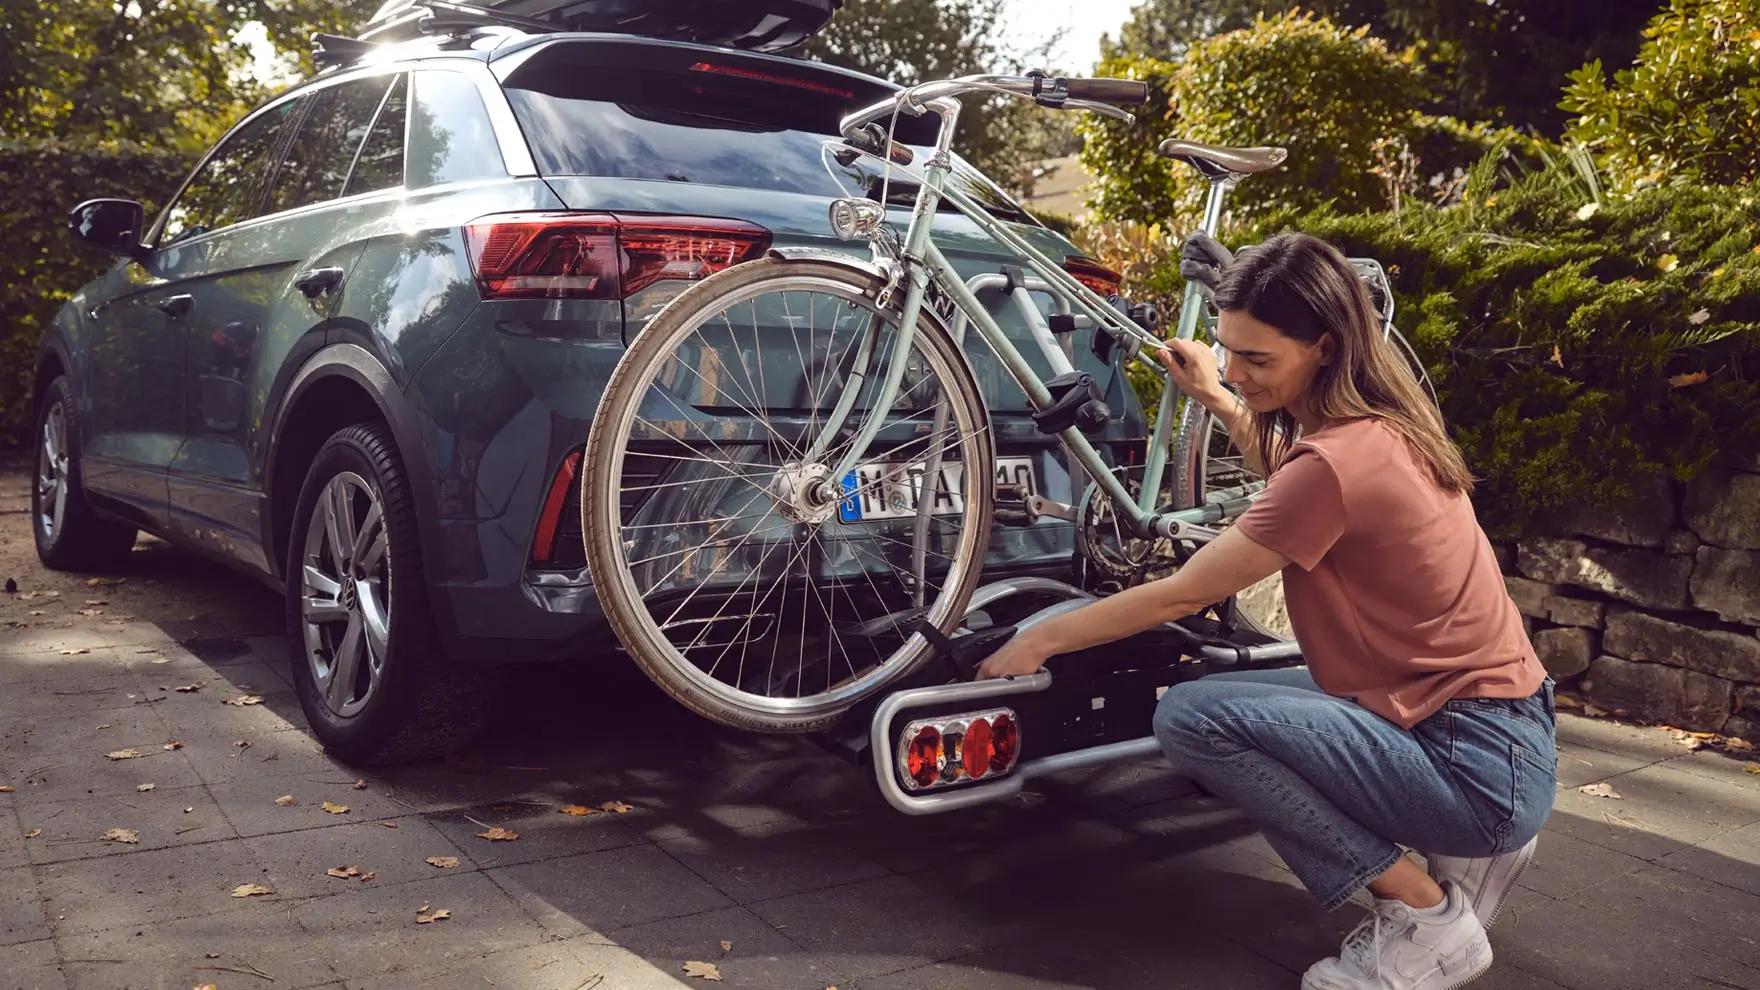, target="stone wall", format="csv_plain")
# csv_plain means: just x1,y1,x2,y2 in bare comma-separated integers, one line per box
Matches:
1498,457,1760,742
